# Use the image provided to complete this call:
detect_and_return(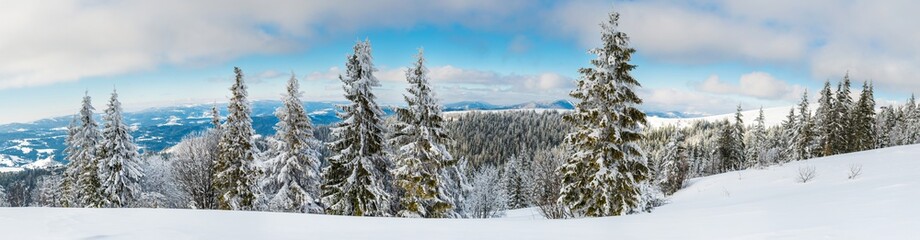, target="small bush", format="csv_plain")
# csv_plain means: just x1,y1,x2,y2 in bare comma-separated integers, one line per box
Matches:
797,165,817,183
848,164,863,180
